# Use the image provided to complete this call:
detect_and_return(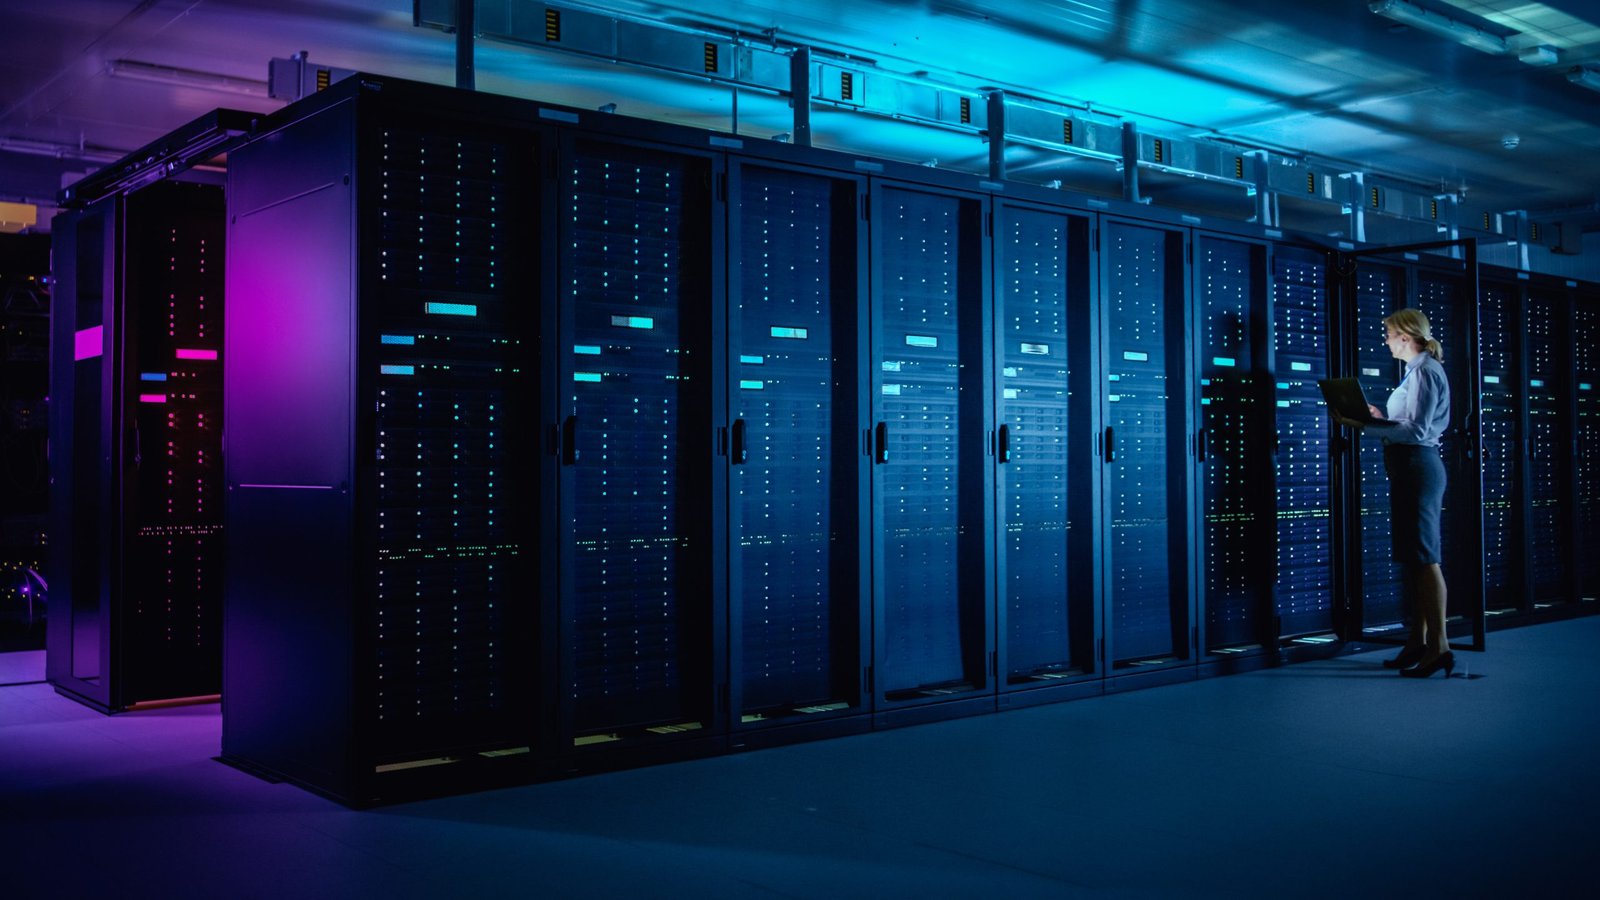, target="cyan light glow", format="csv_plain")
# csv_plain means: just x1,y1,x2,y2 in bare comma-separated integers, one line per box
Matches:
739,354,764,364
425,301,478,316
380,364,416,375
906,334,938,348
381,334,416,345
1291,362,1312,372
1529,378,1543,387
575,344,602,355
1485,375,1501,384
771,326,808,339
610,315,654,329
739,379,765,390
1213,356,1236,367
1021,343,1049,355
882,384,901,395
574,372,602,382
1123,350,1148,362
